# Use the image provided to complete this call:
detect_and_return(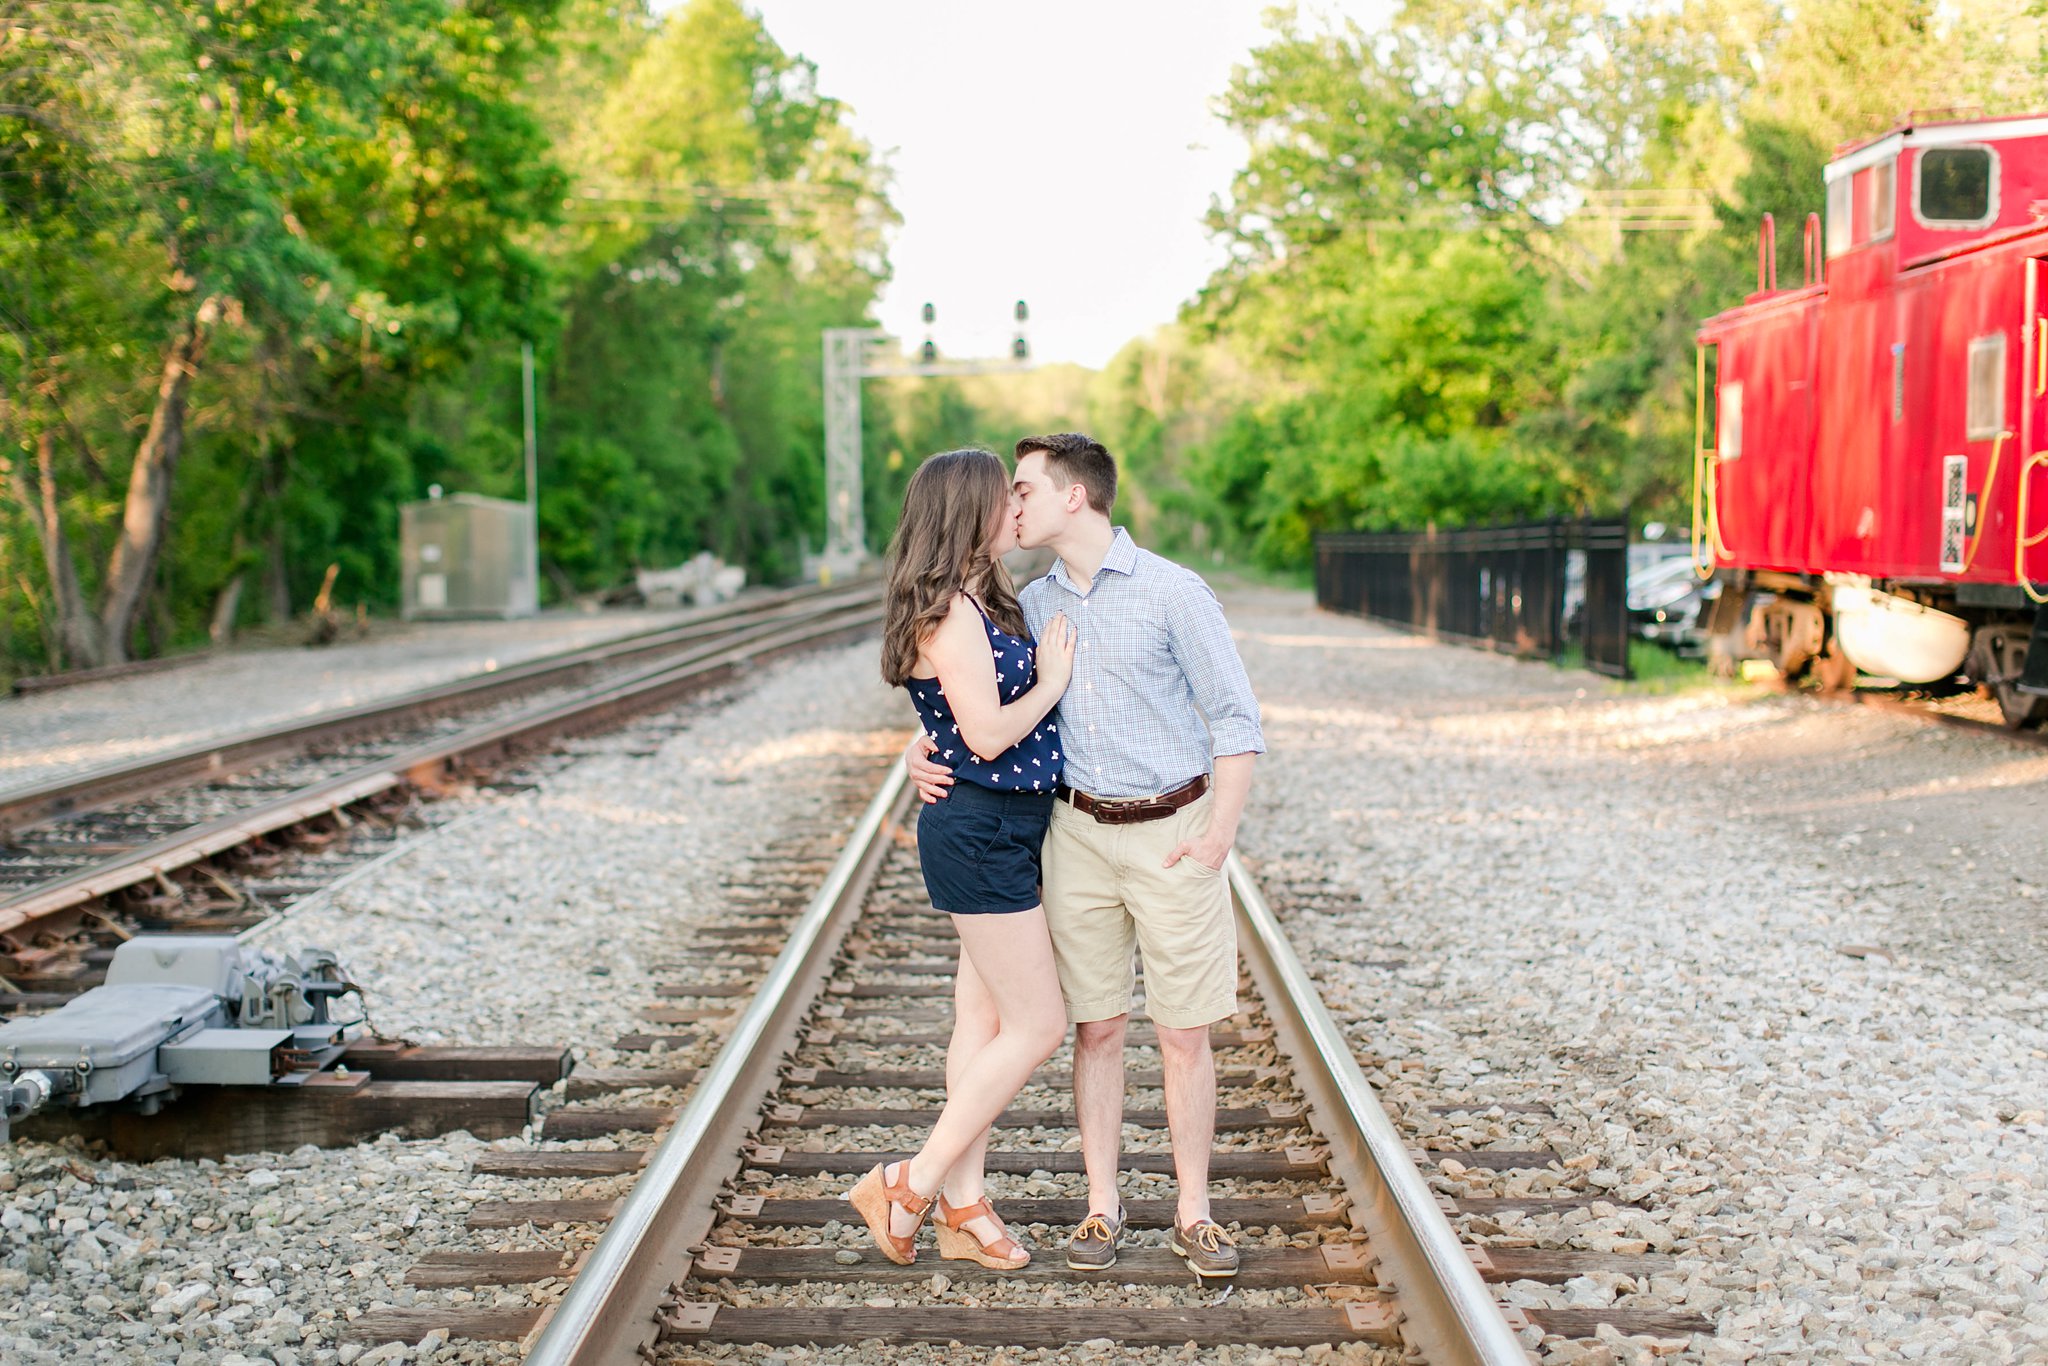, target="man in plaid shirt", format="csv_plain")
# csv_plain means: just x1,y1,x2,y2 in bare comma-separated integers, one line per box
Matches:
911,432,1264,1279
